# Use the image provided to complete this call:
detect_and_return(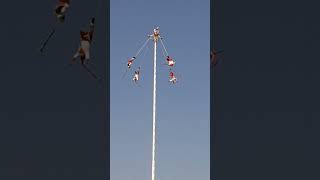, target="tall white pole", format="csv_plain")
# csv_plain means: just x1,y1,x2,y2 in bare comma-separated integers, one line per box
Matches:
151,36,157,180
